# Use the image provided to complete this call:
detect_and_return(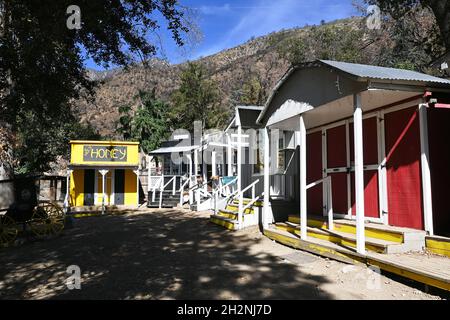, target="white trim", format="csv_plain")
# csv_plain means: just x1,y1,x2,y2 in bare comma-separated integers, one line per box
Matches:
263,127,271,228
345,120,352,218
378,110,389,225
299,115,307,240
353,93,366,255
321,129,327,217
212,150,217,177
237,125,242,193
419,103,434,235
